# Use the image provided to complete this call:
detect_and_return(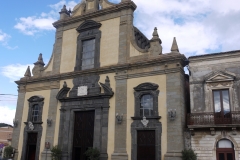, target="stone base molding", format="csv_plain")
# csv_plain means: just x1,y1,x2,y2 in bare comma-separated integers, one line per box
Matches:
164,151,182,160
111,152,128,160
